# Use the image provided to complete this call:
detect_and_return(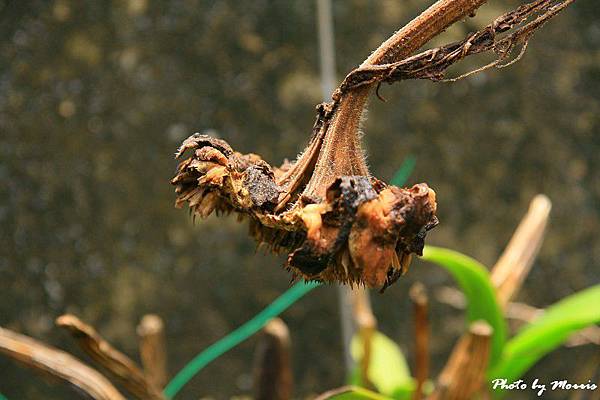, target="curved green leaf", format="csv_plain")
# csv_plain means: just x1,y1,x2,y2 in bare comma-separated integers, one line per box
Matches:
164,281,320,398
421,246,506,366
490,284,600,383
350,331,414,399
